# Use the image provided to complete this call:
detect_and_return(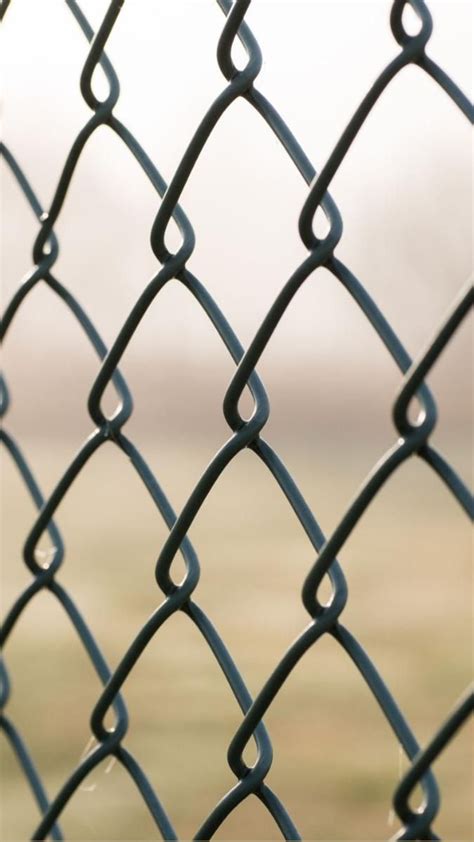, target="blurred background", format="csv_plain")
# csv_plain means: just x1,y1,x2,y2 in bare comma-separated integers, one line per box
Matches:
1,0,472,839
